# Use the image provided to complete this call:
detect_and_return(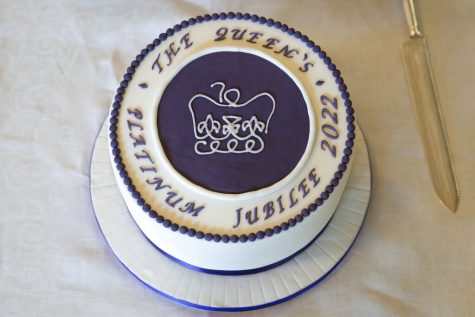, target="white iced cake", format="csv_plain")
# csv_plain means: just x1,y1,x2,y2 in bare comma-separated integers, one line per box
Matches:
108,12,356,273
